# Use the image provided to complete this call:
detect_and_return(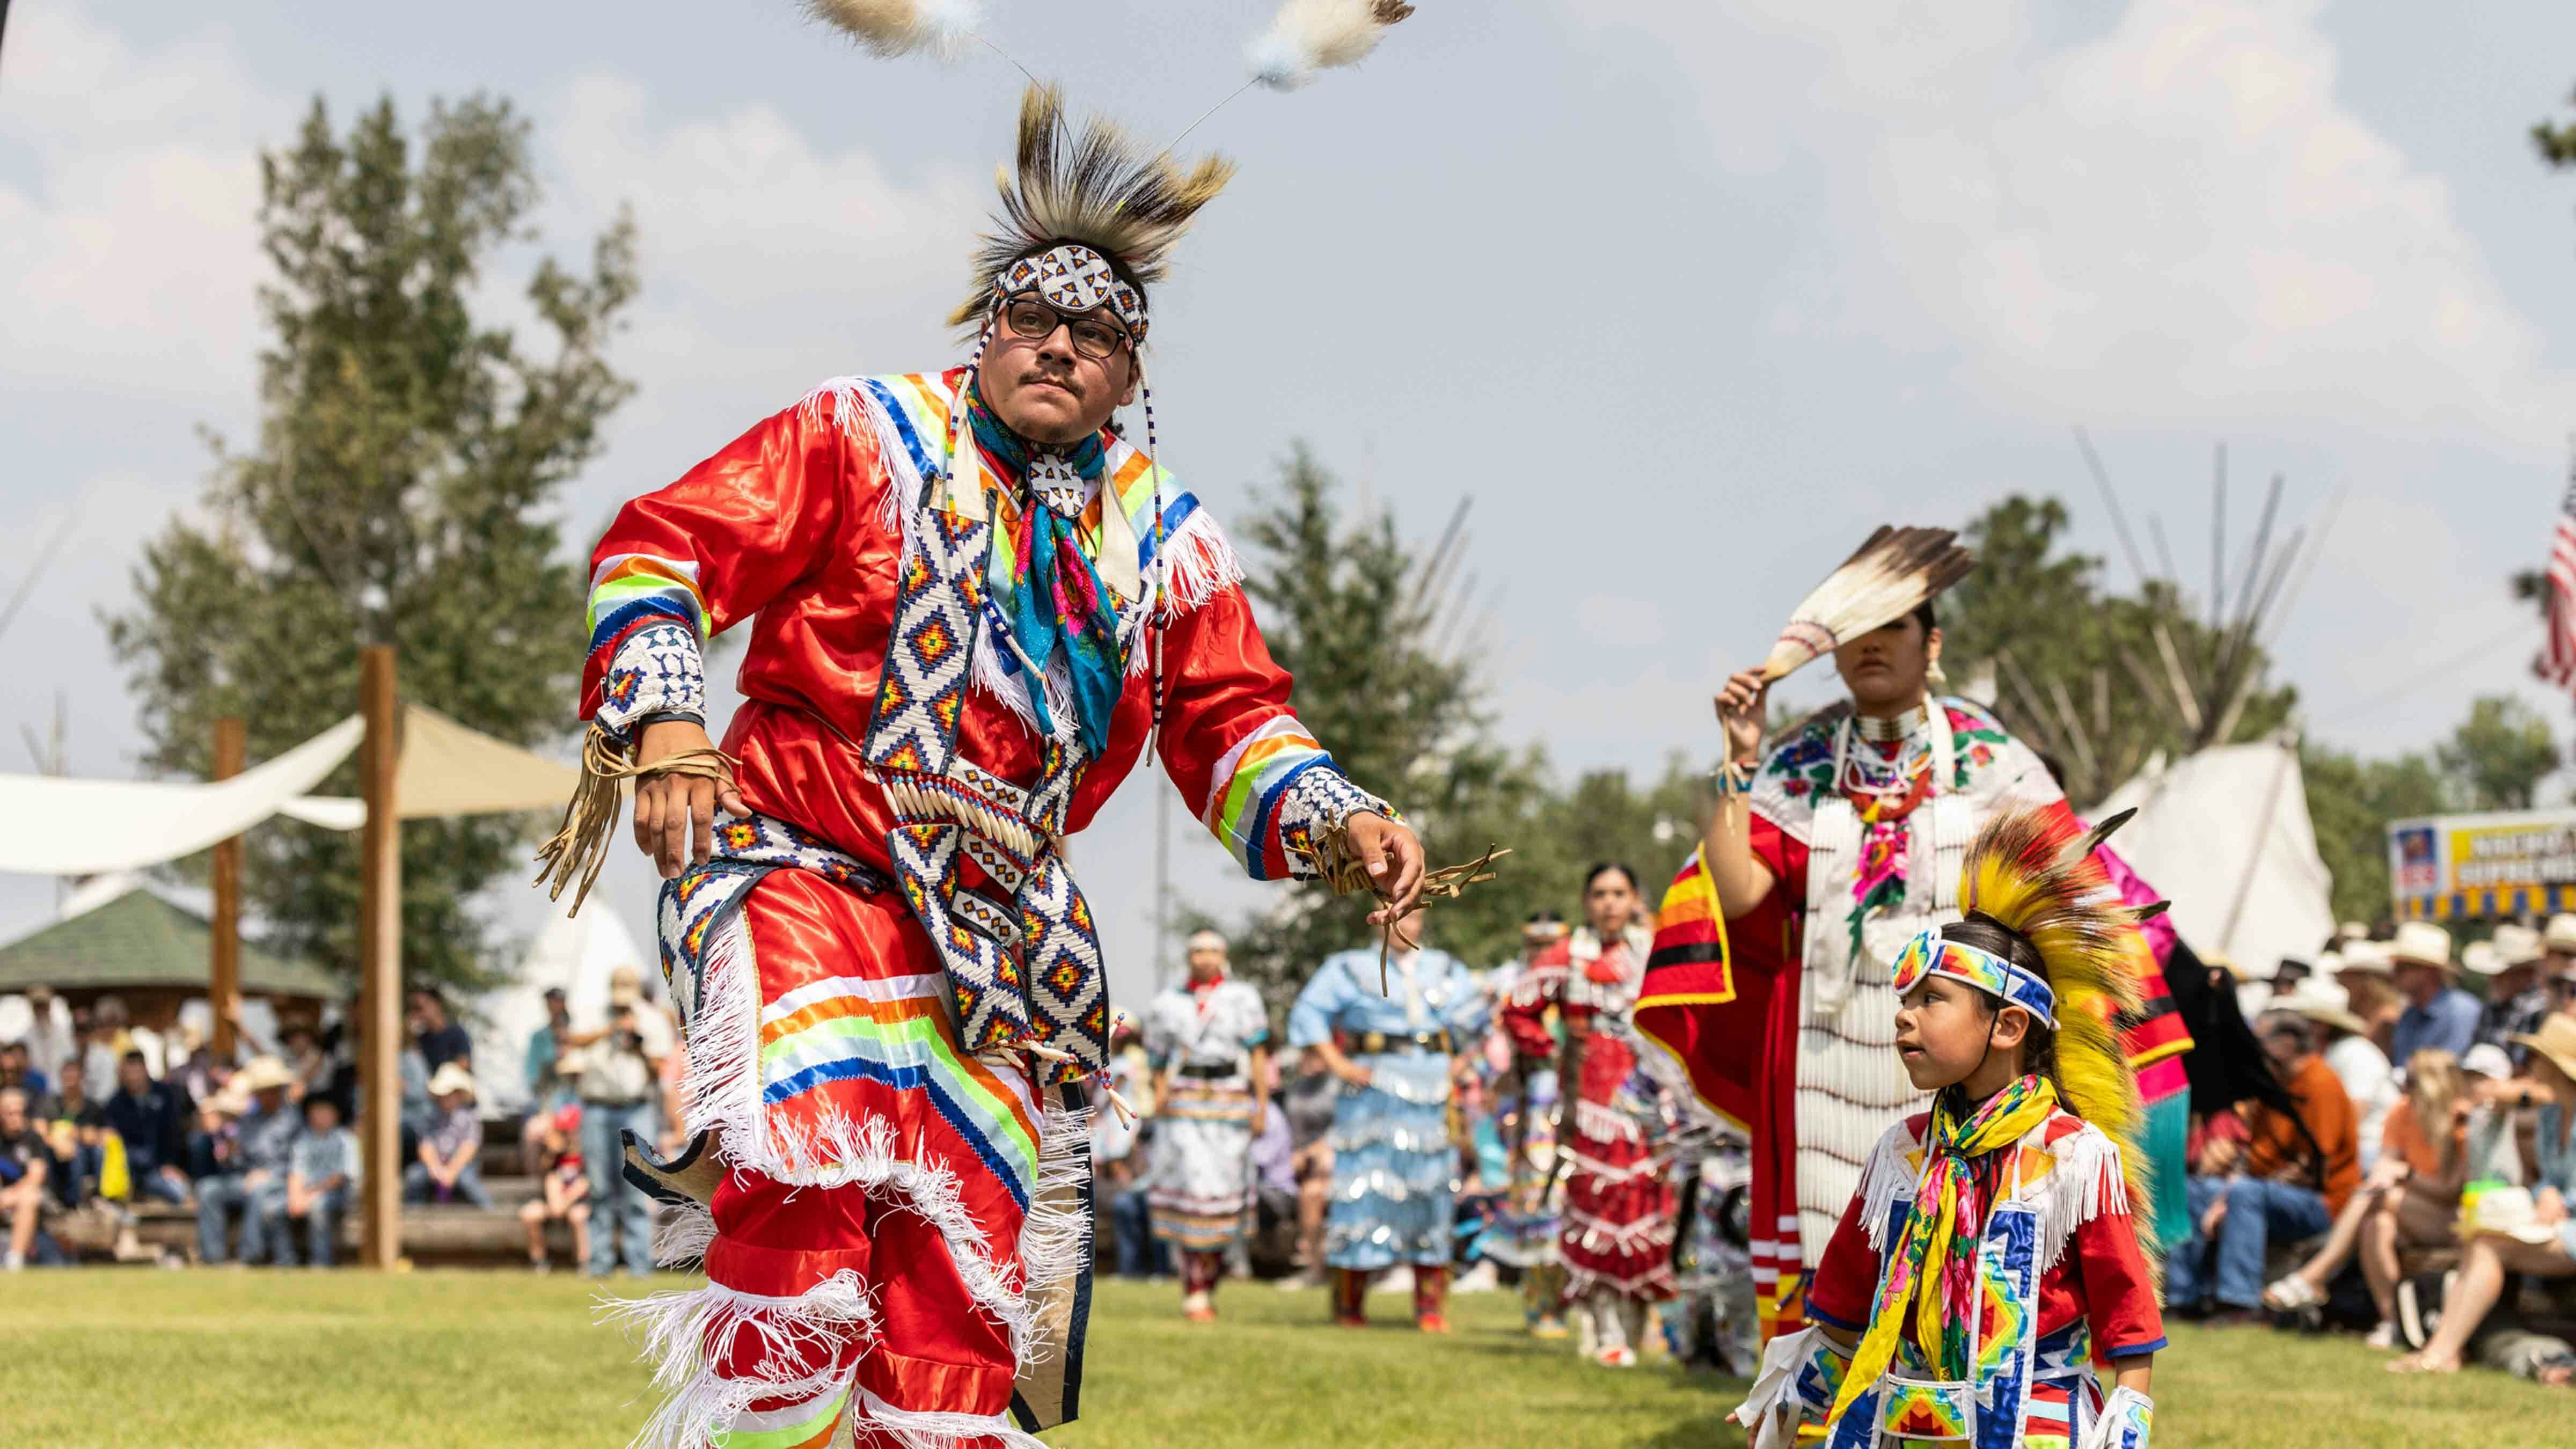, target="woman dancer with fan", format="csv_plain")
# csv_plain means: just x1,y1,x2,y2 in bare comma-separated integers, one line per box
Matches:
1647,529,2180,1347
